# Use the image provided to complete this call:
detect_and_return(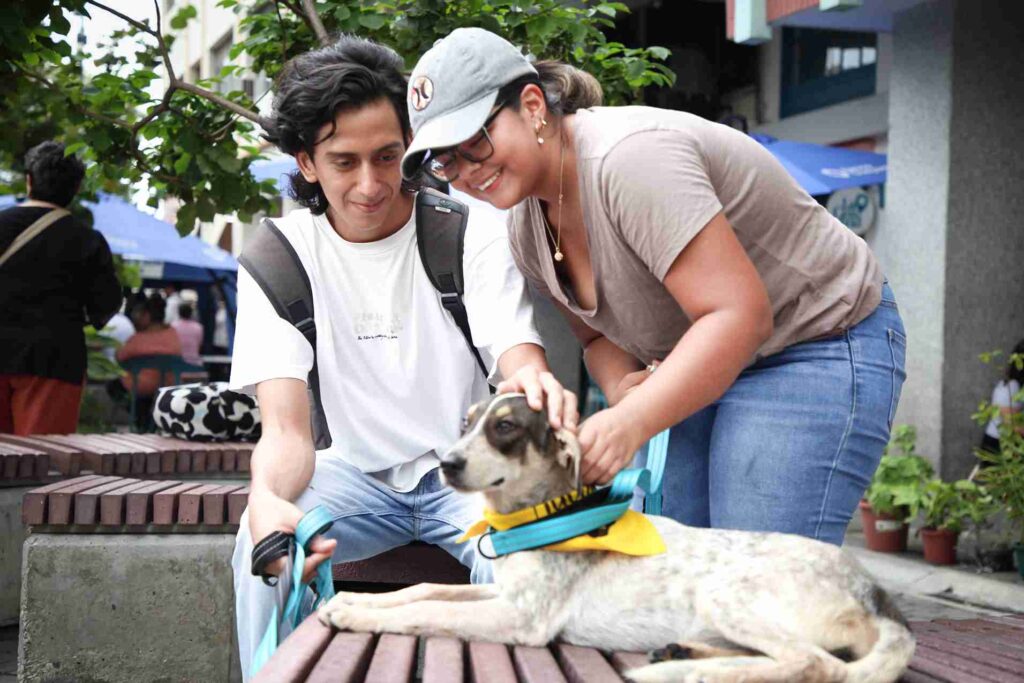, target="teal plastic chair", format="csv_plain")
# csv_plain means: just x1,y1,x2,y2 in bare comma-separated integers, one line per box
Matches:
119,354,207,431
